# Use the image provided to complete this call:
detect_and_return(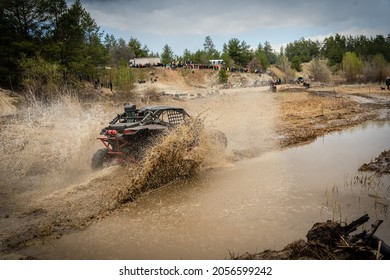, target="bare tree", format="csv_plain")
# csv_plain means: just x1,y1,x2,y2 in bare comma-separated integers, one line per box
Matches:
277,55,295,82
363,54,389,83
308,58,331,83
